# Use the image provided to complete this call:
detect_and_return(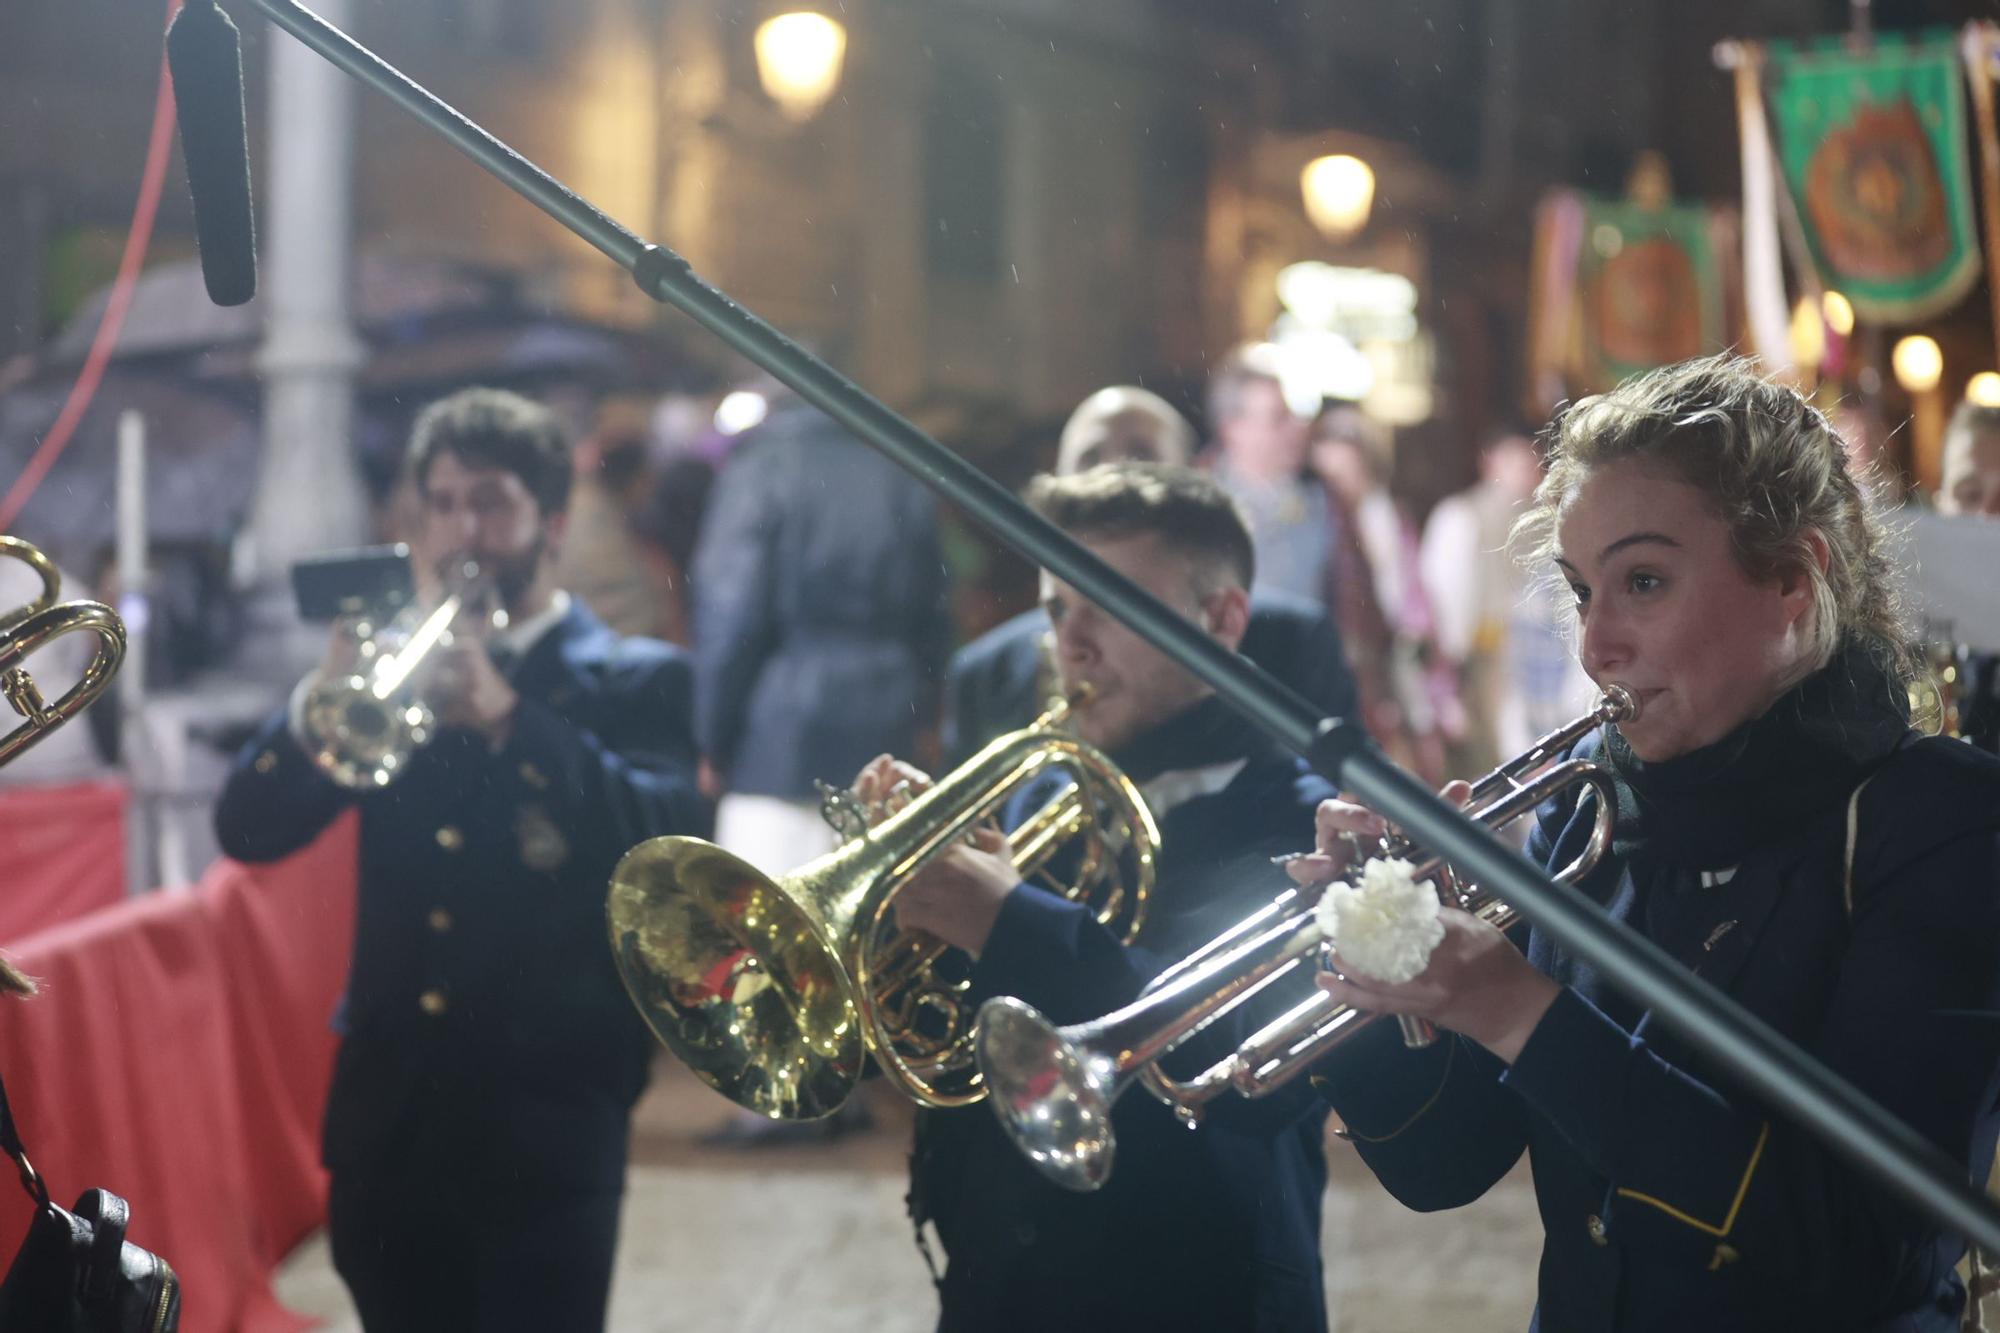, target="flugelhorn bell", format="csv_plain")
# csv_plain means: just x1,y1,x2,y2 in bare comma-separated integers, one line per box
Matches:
607,703,1158,1120
0,536,127,770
